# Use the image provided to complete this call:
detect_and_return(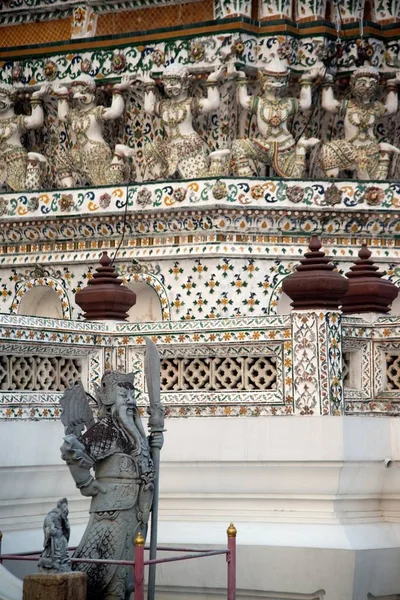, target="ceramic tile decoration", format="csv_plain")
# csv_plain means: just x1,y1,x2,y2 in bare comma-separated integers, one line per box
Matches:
0,309,398,418
0,0,399,422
